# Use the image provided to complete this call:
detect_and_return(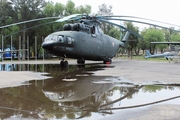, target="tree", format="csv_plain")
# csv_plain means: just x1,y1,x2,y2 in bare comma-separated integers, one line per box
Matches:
124,22,139,58
74,5,91,14
171,32,180,42
54,3,65,16
143,28,164,54
97,3,113,34
64,0,75,15
0,0,21,54
97,3,112,16
0,0,14,26
108,27,120,39
9,0,47,60
43,2,55,17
